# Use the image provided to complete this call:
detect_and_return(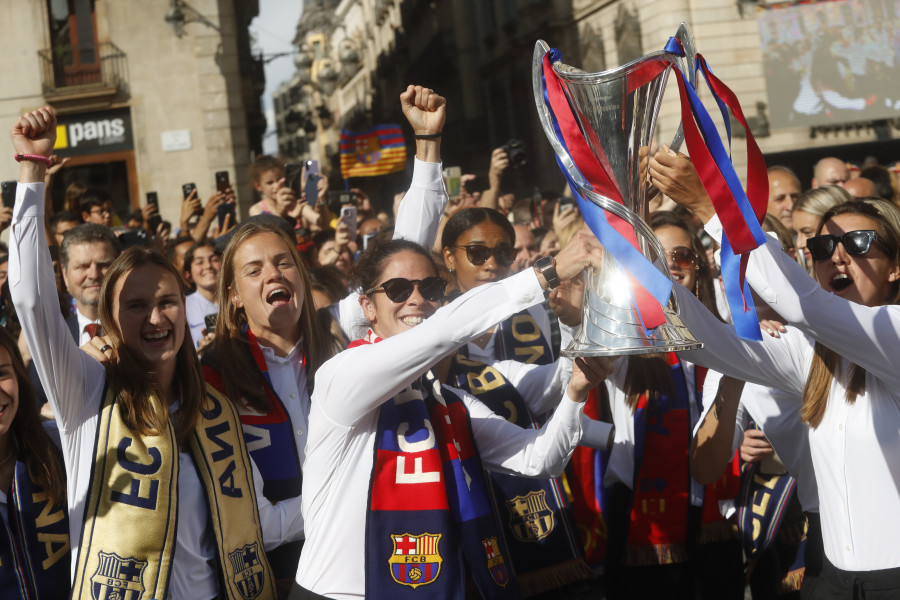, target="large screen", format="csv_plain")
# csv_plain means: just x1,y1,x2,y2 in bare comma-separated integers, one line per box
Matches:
758,0,900,129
